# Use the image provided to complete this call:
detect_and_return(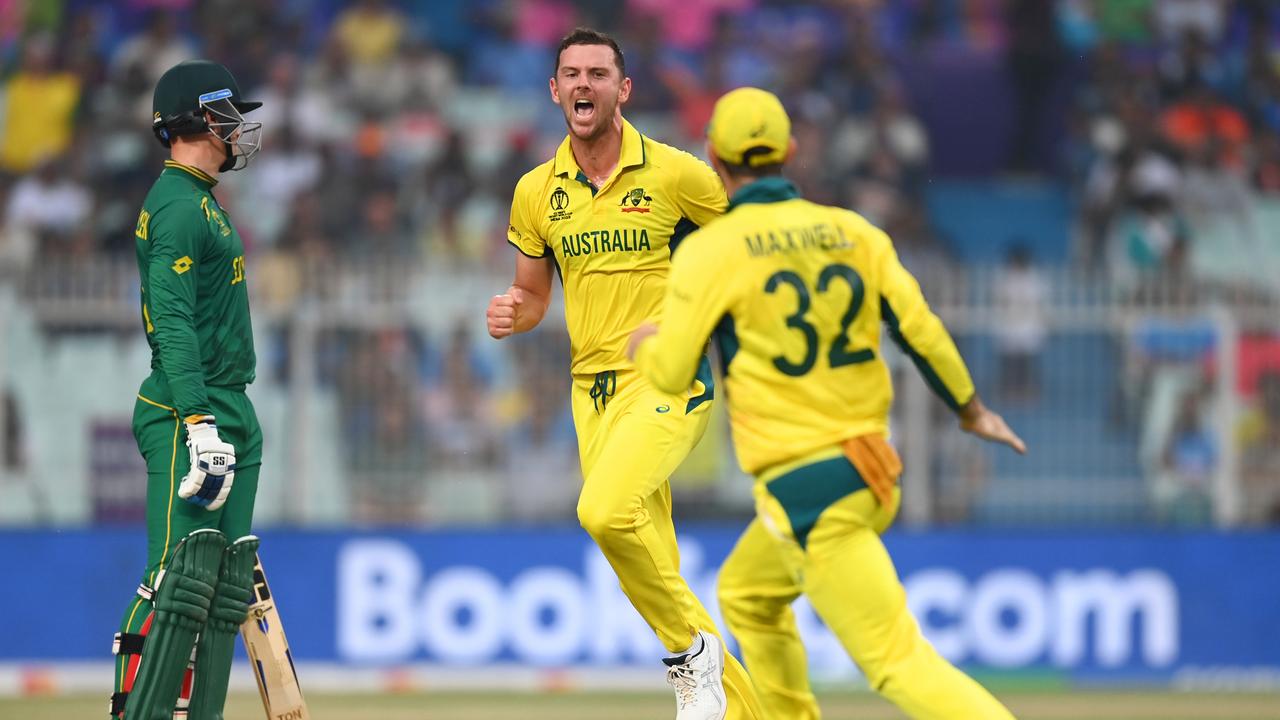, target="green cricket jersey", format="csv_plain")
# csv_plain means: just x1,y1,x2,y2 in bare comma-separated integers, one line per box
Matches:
134,160,255,421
